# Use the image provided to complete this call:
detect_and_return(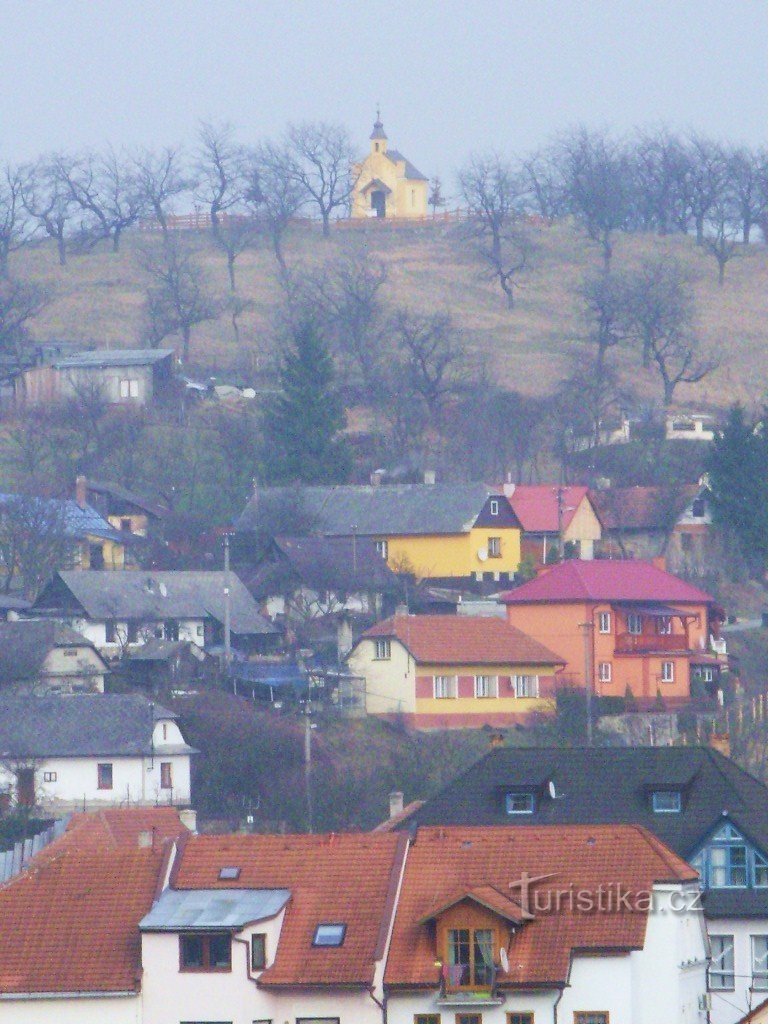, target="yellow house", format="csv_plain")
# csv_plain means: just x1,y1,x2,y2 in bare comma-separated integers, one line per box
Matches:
351,113,428,220
238,482,523,582
347,613,564,728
